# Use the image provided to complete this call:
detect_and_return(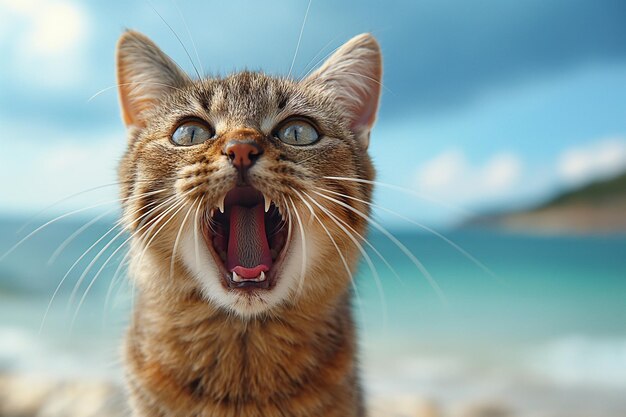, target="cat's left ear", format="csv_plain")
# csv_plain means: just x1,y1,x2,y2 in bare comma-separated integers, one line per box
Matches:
116,30,190,128
304,33,382,149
